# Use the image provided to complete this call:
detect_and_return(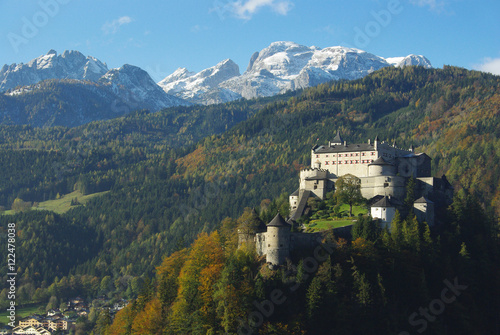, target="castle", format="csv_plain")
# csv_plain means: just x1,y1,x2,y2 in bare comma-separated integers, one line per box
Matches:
239,132,453,266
